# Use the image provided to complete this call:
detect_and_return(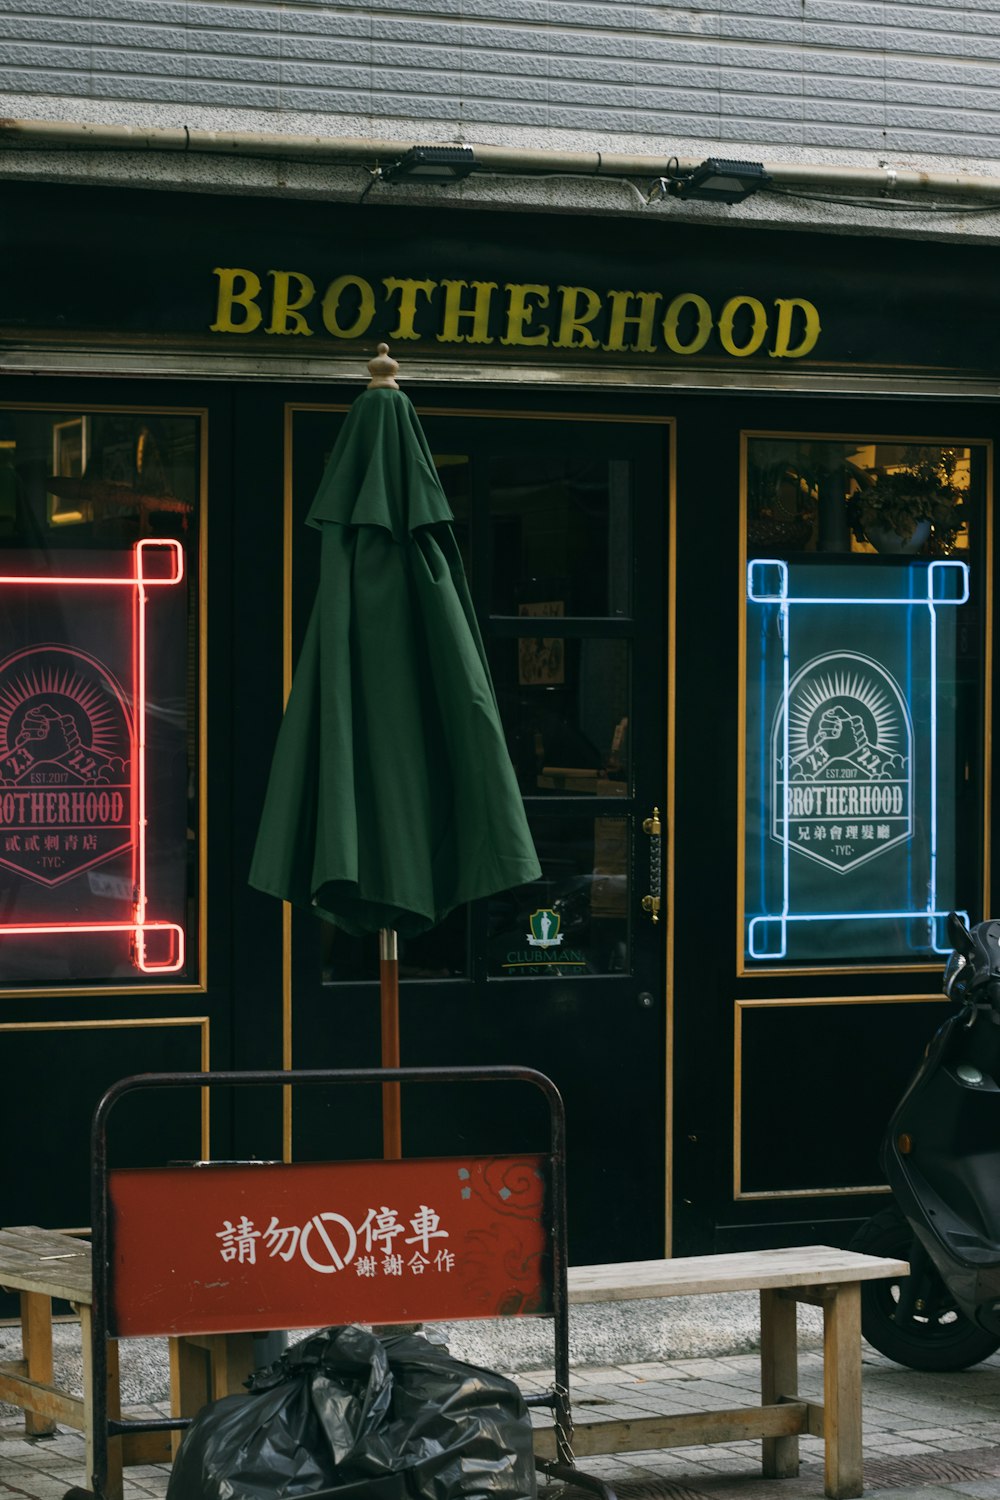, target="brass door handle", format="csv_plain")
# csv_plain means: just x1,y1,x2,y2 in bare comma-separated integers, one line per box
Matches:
642,806,662,923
